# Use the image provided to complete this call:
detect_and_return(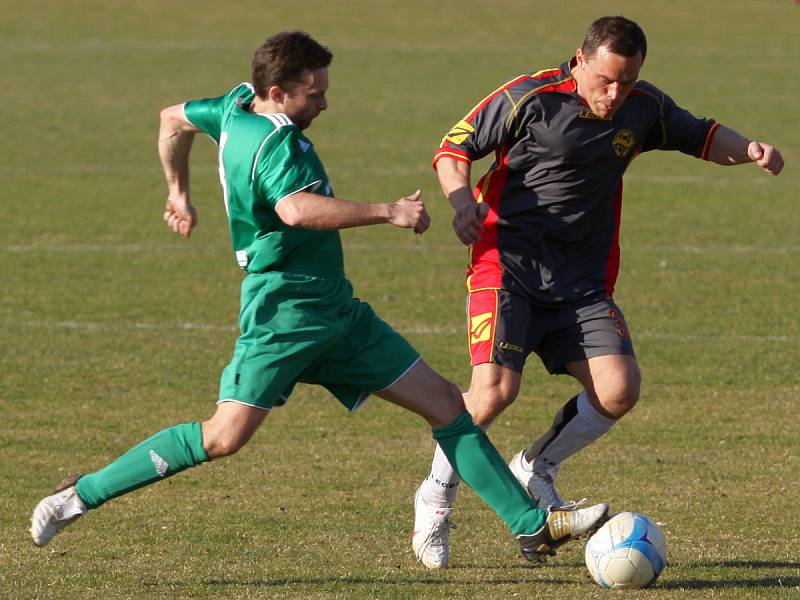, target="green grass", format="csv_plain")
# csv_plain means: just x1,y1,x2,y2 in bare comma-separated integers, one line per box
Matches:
1,0,799,598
